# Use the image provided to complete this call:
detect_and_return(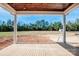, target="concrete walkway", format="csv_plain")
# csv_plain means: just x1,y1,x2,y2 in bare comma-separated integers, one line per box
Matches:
0,44,73,56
